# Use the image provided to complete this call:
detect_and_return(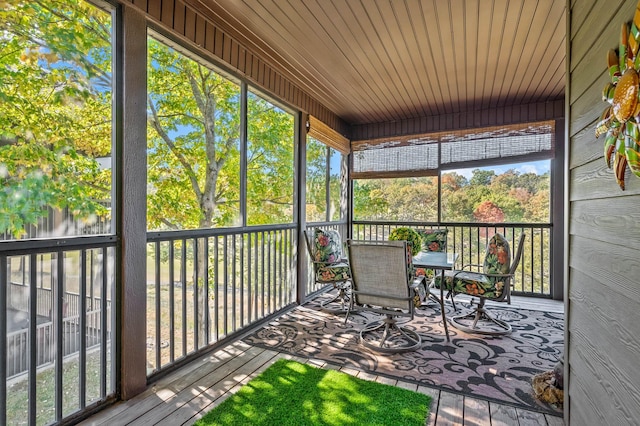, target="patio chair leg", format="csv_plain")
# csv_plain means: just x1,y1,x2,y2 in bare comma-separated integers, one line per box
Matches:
449,298,512,336
321,281,351,313
359,315,422,353
448,291,458,311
